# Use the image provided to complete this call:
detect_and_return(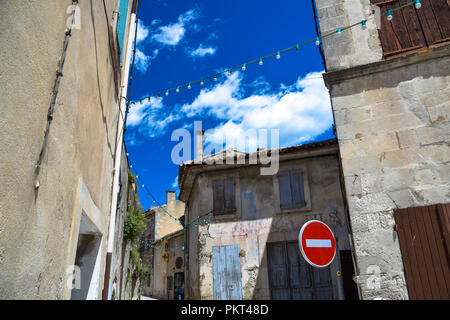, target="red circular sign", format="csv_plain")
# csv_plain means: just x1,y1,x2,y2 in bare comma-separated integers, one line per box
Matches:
299,220,336,268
